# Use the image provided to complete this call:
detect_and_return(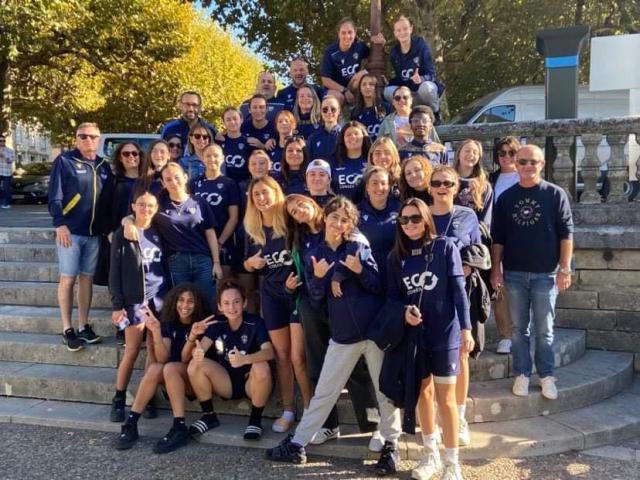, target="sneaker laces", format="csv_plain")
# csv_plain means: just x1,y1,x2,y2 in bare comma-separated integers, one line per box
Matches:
83,324,96,336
